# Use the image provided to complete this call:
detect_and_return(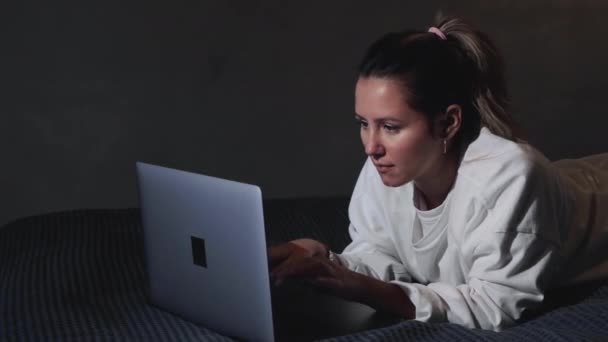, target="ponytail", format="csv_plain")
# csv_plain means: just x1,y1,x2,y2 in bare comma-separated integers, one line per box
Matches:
435,15,524,141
